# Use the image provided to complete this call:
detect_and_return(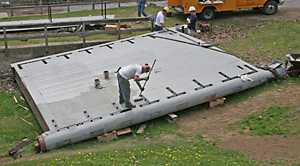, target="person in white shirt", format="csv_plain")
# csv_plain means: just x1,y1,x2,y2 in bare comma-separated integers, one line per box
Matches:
154,7,169,31
117,64,151,108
